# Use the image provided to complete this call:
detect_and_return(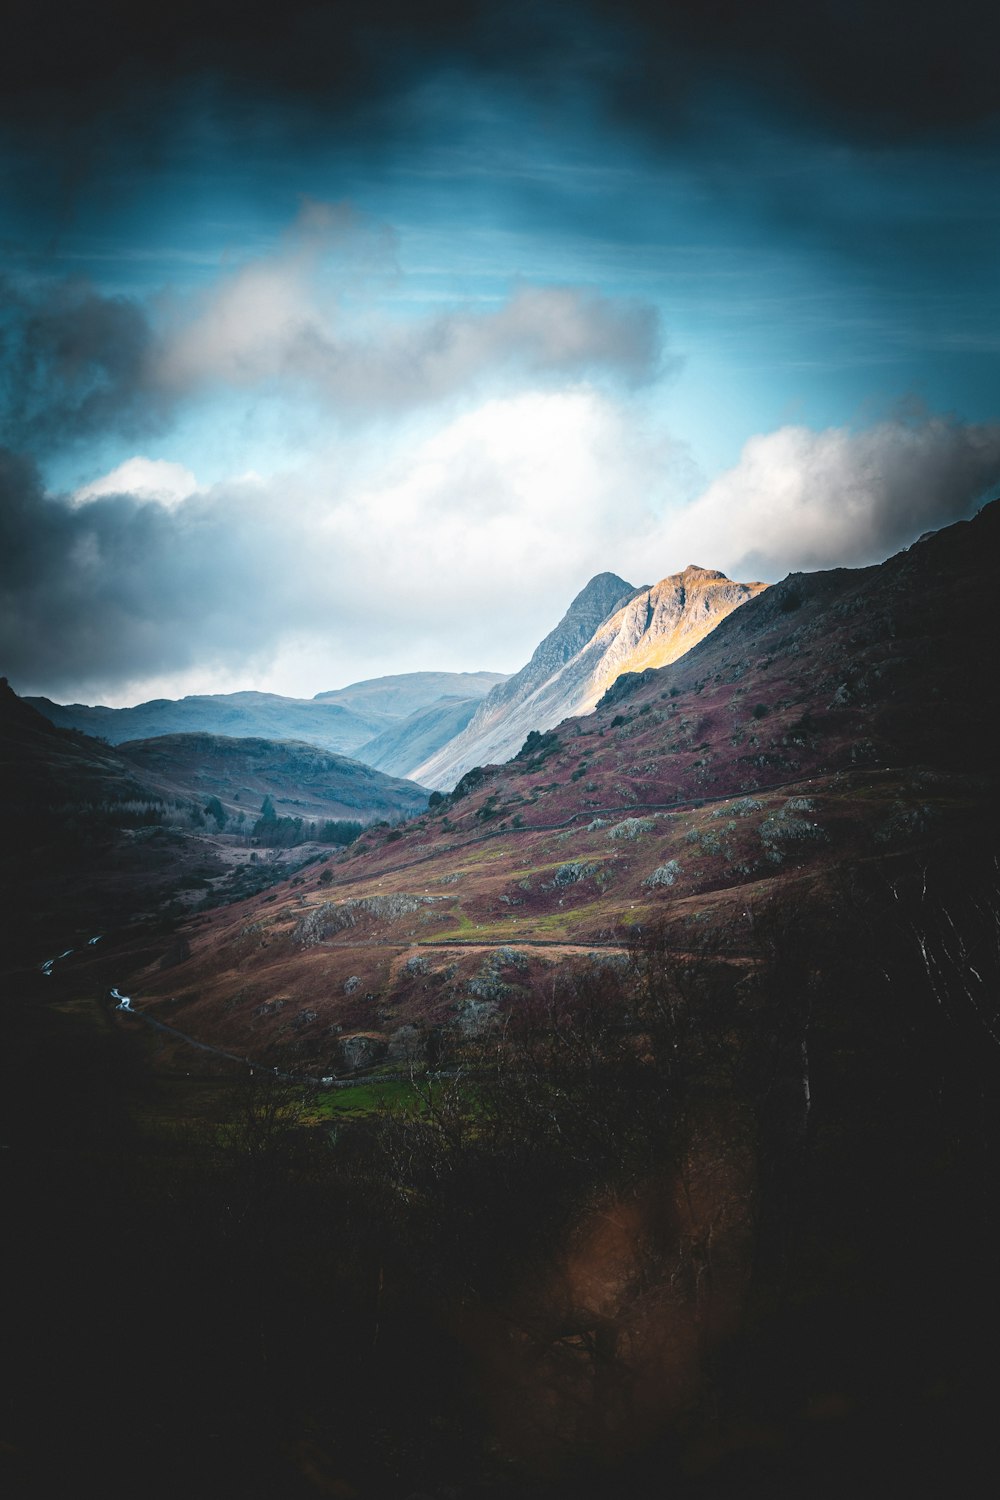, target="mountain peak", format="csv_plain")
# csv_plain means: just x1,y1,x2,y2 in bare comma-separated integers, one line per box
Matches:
523,572,640,675
679,564,728,581
412,563,765,788
574,570,635,600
